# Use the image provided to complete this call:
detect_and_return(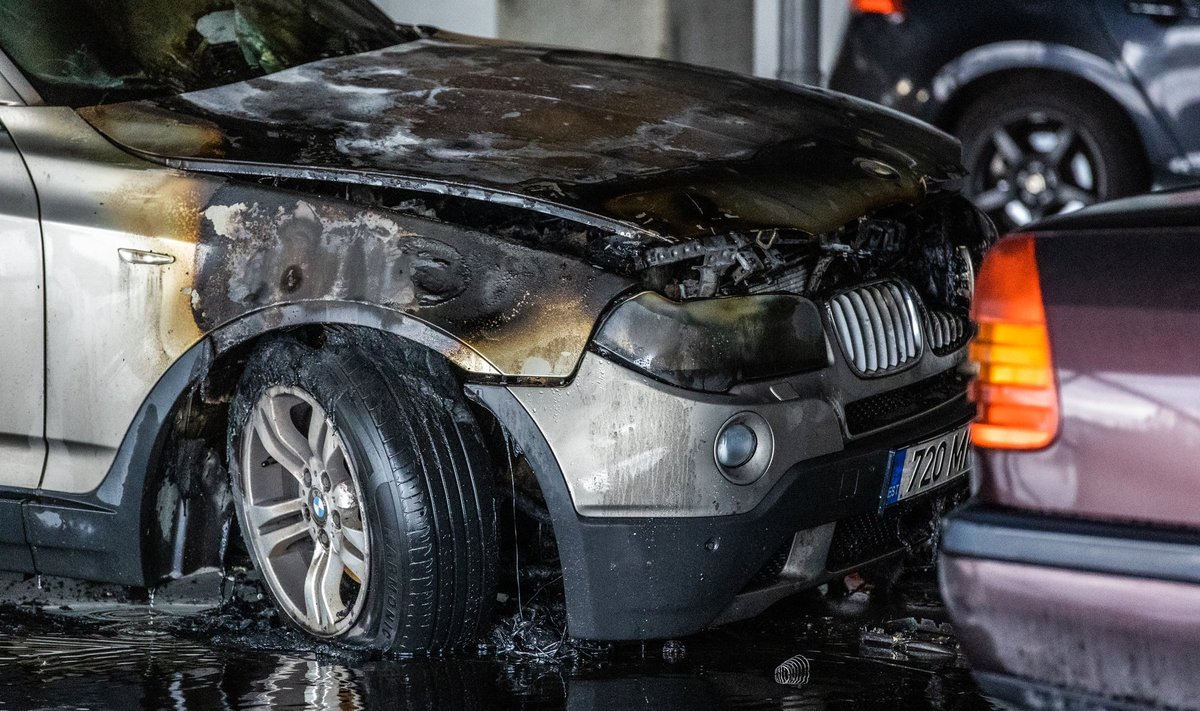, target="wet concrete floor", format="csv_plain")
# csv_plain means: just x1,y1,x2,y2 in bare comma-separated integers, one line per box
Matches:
0,566,994,710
